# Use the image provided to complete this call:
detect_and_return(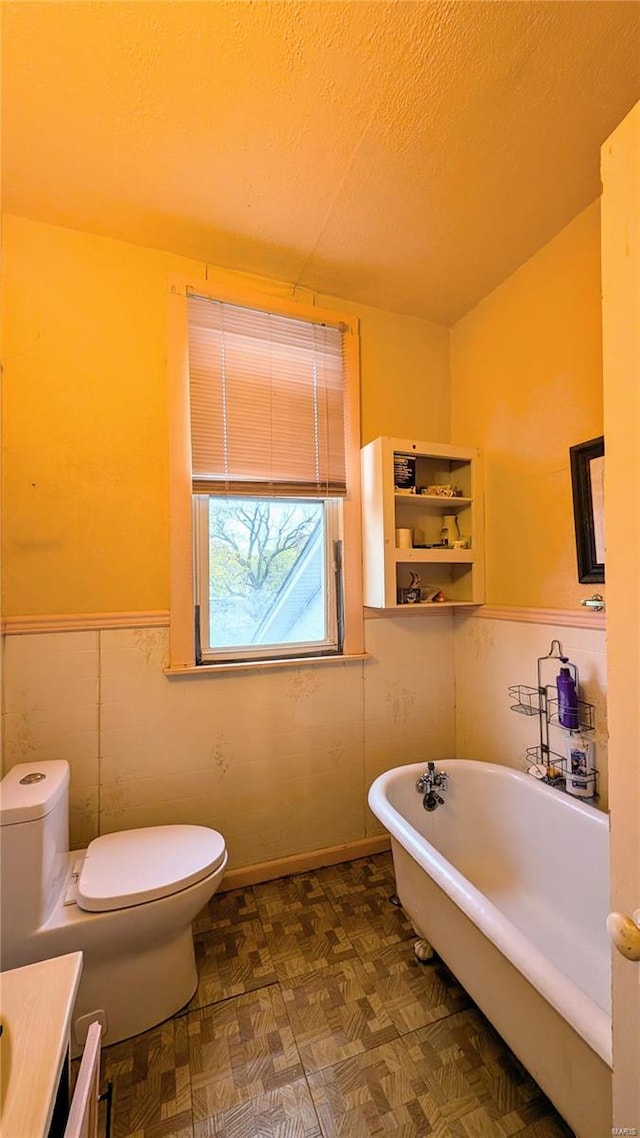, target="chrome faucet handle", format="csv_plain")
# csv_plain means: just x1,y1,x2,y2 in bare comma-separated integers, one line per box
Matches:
416,764,448,795
415,770,433,793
